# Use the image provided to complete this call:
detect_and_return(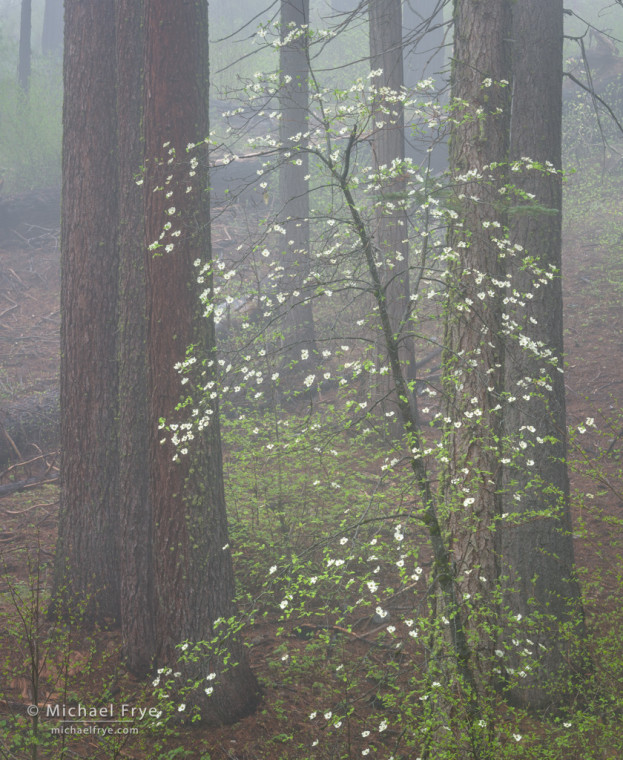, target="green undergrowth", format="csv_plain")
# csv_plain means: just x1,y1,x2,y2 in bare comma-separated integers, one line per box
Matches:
213,402,623,759
2,405,623,757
